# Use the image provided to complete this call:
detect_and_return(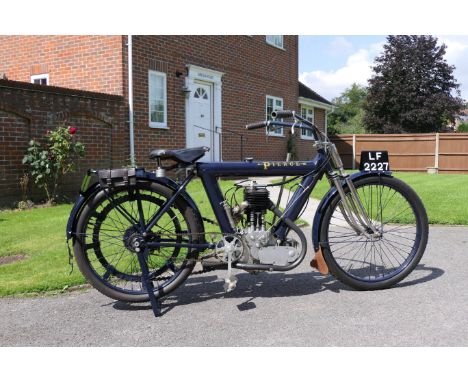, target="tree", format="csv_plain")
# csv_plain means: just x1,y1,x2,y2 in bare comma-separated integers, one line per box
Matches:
328,83,367,134
364,35,464,133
